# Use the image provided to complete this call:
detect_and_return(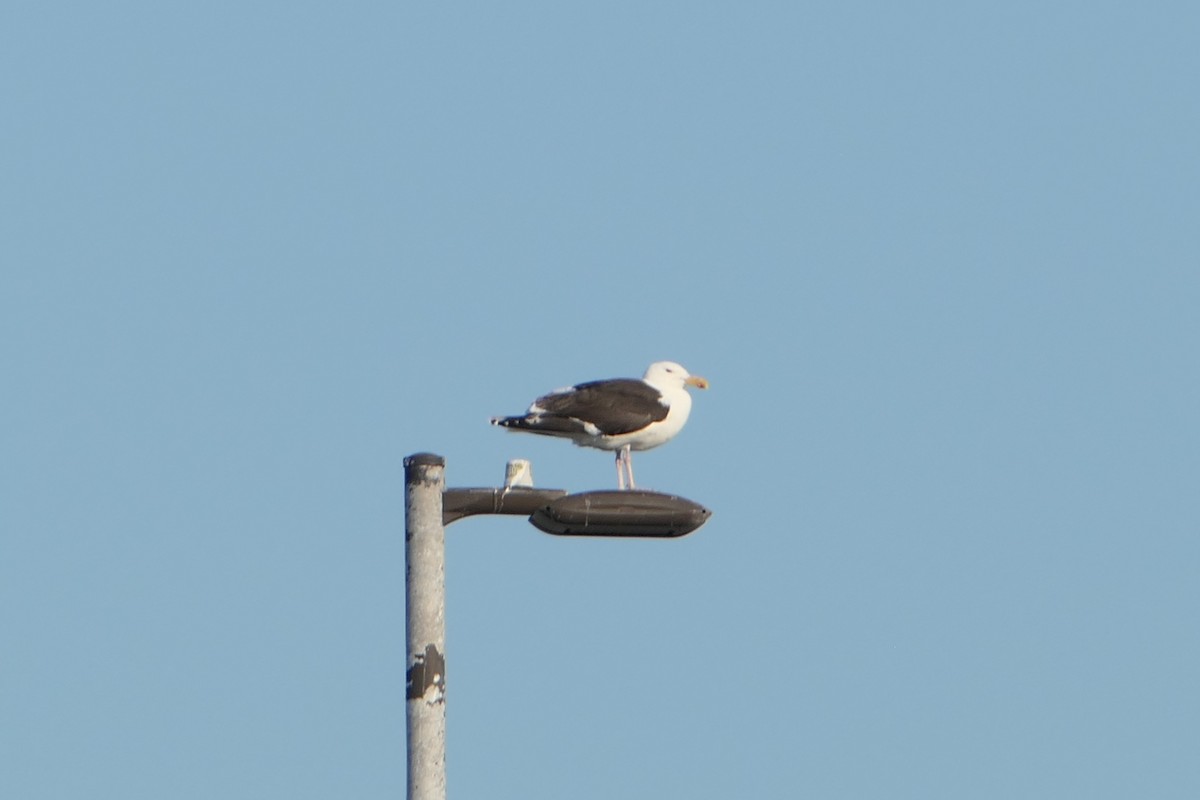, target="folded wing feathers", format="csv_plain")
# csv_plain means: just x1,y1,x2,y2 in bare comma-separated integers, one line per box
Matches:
495,379,668,437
